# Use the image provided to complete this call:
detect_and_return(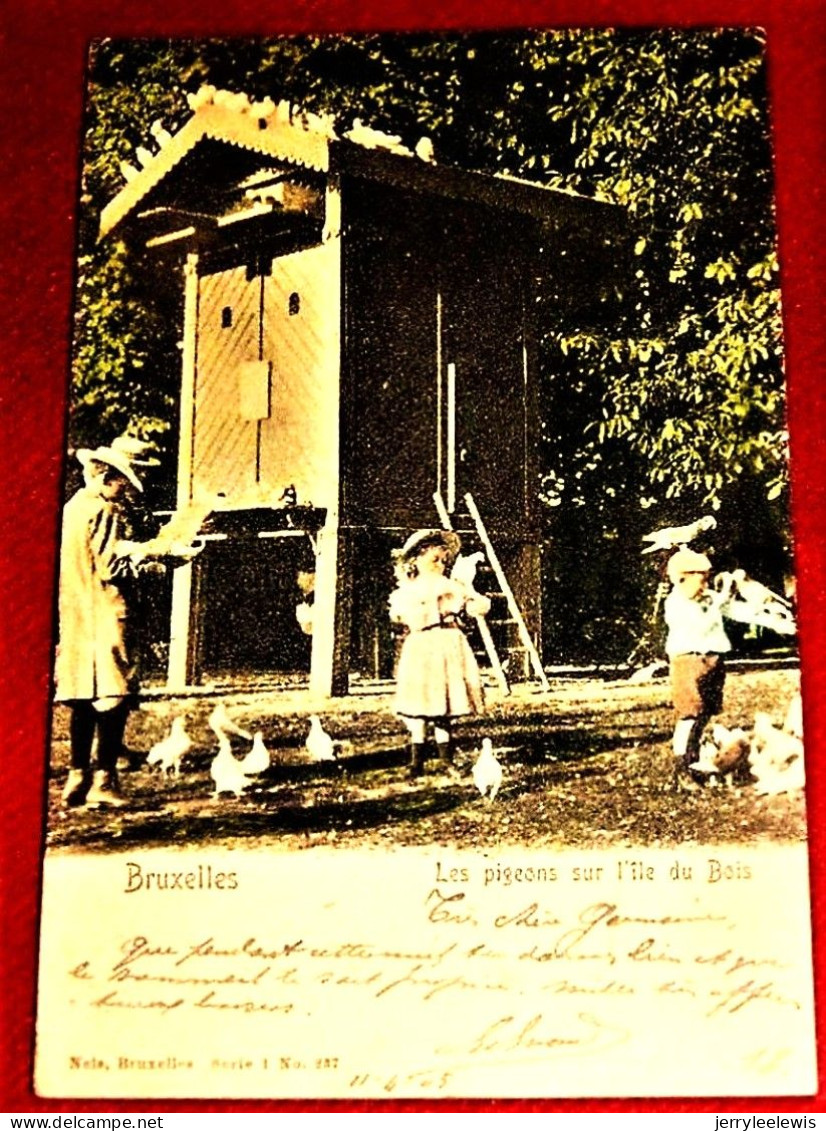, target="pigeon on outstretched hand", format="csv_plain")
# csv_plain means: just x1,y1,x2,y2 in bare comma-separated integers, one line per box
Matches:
452,551,485,588
718,570,797,636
